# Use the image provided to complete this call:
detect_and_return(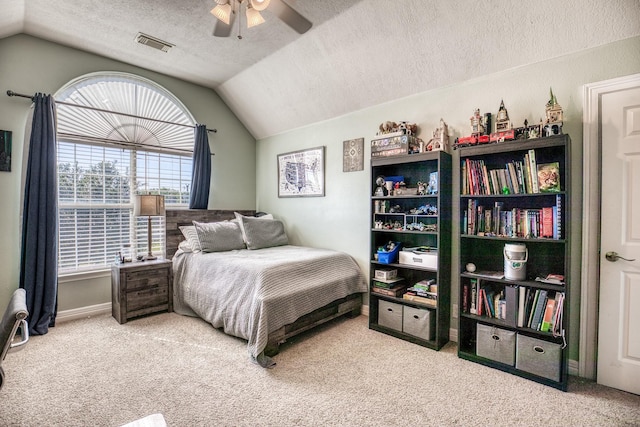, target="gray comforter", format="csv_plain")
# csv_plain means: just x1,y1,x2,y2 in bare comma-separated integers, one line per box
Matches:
172,245,367,365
